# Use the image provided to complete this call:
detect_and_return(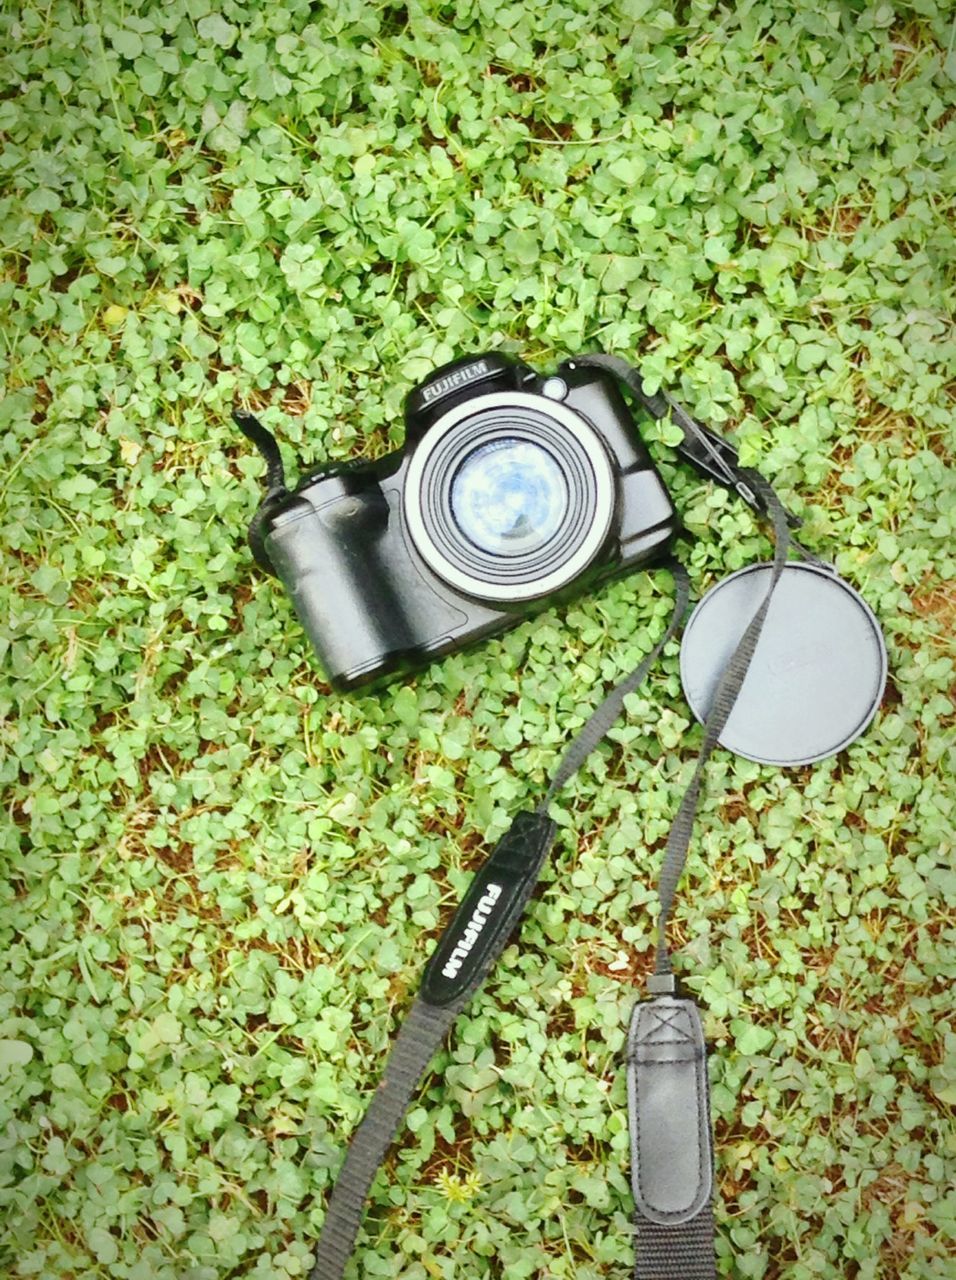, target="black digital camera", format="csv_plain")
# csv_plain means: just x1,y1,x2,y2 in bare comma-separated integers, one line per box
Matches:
248,354,680,690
